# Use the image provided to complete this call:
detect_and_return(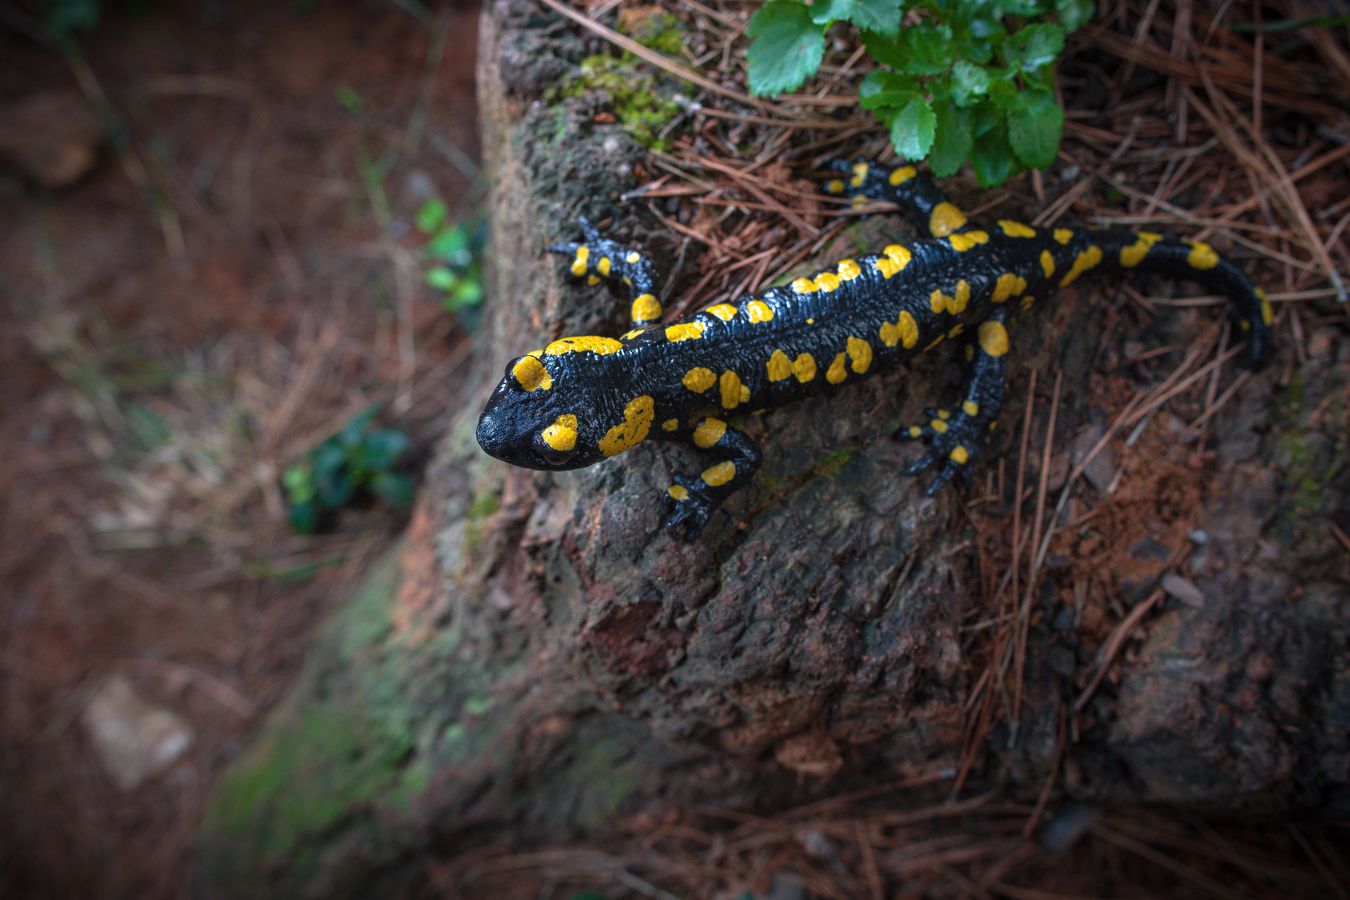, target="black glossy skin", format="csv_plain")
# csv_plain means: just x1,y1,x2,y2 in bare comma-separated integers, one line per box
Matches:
476,160,1273,540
